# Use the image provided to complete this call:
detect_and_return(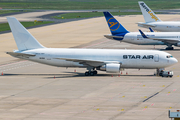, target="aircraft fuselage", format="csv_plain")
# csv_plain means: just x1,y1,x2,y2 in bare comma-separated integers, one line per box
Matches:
11,48,177,69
